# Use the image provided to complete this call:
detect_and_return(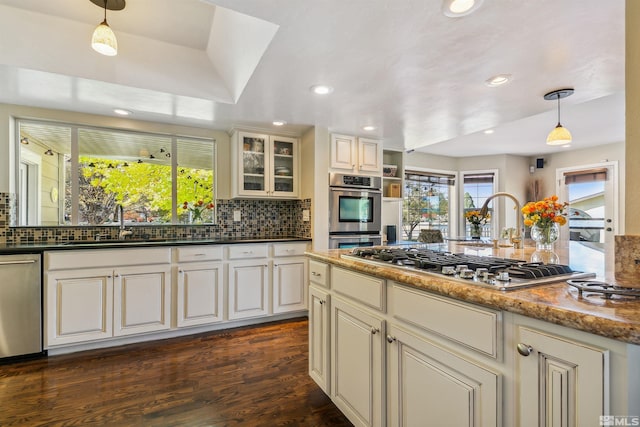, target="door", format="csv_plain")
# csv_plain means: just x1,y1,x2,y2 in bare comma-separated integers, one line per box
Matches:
357,137,382,173
271,135,299,197
228,260,269,320
516,326,608,427
557,162,618,274
273,257,307,313
309,286,330,393
331,297,384,427
45,268,114,346
238,131,270,196
177,262,224,327
331,134,357,171
387,325,500,427
113,264,171,336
